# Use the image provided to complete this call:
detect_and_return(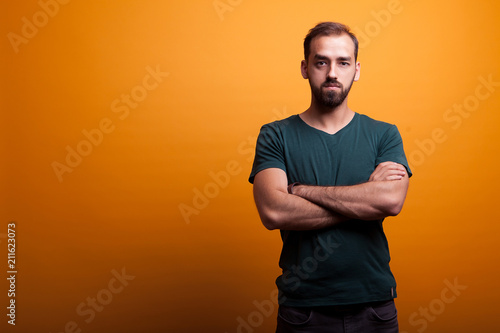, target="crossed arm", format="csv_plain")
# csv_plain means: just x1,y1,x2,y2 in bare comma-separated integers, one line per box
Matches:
252,162,409,231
